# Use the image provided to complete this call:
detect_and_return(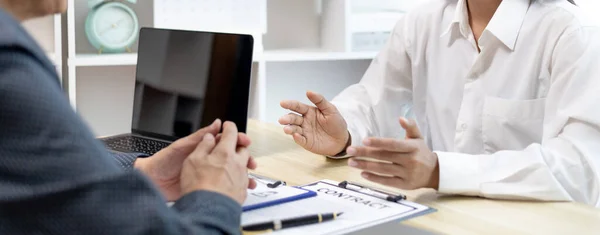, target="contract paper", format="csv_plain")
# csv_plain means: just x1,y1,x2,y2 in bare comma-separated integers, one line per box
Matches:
241,180,433,235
